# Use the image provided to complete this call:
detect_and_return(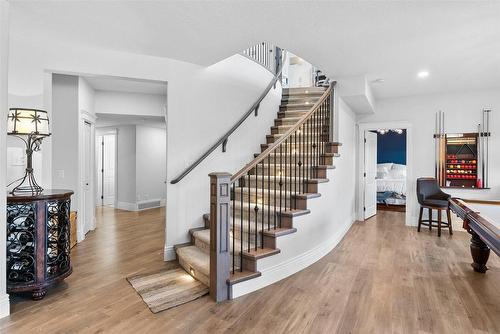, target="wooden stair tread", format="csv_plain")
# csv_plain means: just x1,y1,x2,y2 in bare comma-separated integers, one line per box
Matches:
242,247,280,260
227,270,262,285
261,227,297,237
